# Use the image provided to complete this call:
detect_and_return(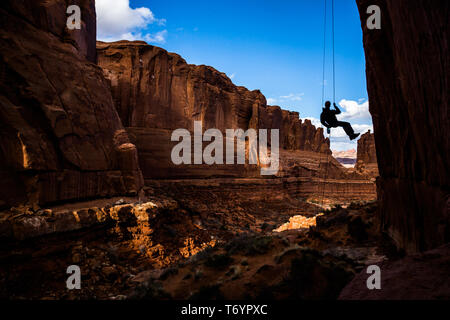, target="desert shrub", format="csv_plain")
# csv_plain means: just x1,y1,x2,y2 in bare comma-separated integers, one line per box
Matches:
365,201,378,213
128,280,171,300
260,222,269,229
182,246,216,265
225,234,273,256
159,266,179,280
189,284,224,300
286,250,355,299
204,253,233,269
348,201,361,209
